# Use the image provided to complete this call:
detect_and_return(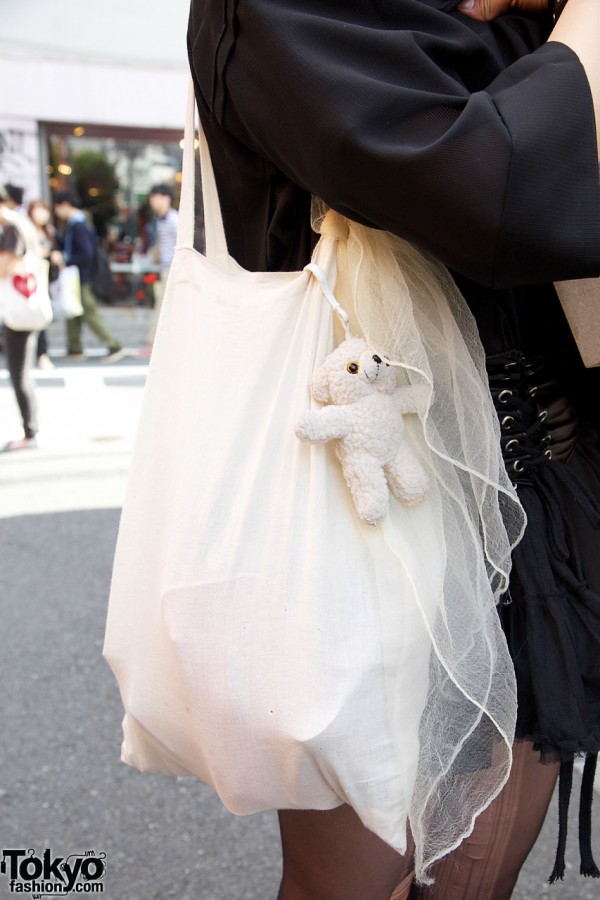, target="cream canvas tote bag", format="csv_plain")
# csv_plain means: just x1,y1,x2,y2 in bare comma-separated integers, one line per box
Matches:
104,82,519,881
